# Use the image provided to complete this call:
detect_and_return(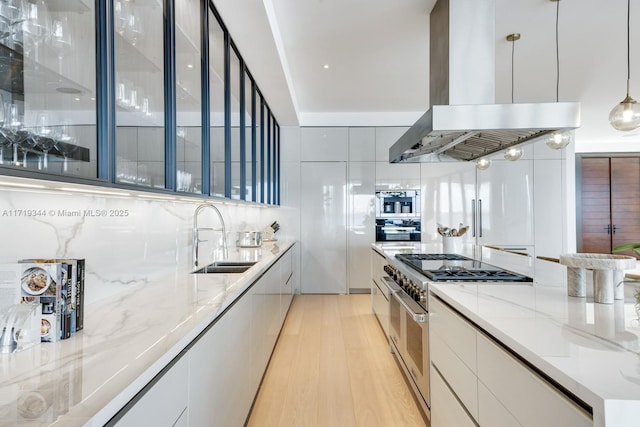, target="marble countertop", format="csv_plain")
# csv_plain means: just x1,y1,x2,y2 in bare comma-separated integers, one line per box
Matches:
0,240,295,426
372,242,640,426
